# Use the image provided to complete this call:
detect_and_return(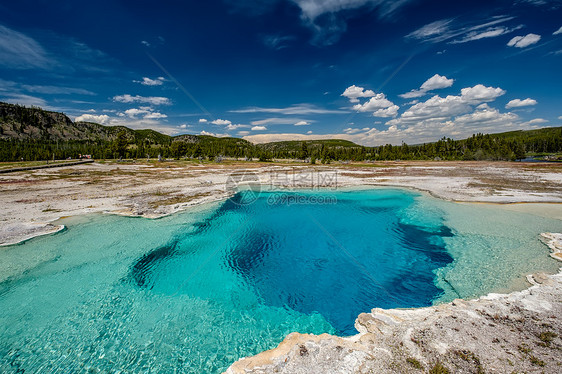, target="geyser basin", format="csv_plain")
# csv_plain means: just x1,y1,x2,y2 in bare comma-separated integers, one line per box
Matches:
0,189,559,373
